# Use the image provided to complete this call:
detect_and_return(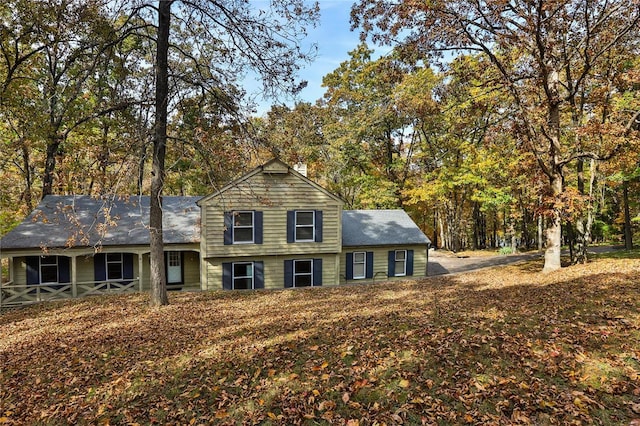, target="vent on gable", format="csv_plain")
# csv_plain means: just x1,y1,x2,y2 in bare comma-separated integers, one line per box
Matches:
293,163,307,177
